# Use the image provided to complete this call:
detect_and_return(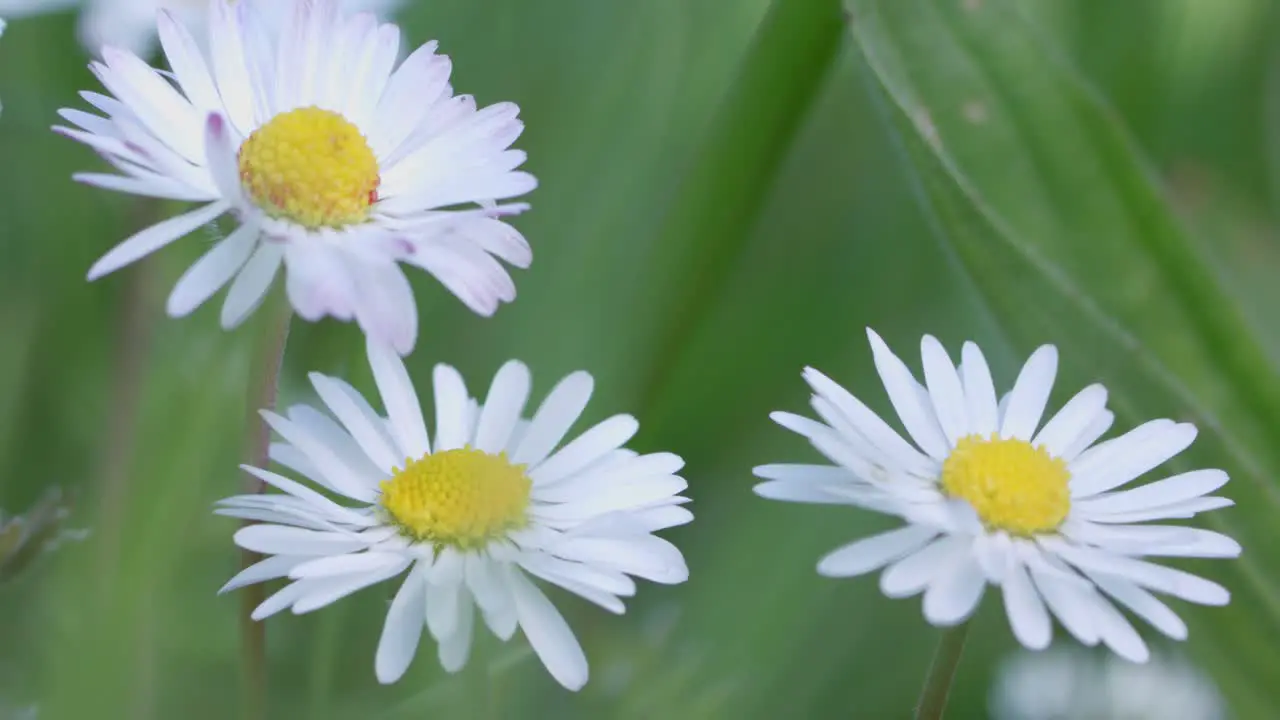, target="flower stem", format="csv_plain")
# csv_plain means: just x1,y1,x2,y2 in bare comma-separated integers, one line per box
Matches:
238,293,293,720
914,622,971,720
